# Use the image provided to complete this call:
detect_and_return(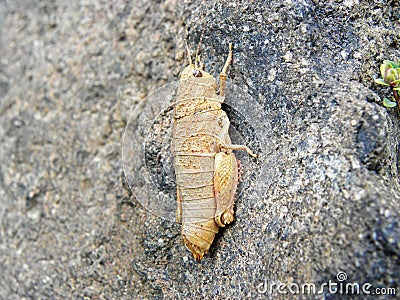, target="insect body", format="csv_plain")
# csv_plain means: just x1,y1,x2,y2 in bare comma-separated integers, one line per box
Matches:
173,44,257,261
